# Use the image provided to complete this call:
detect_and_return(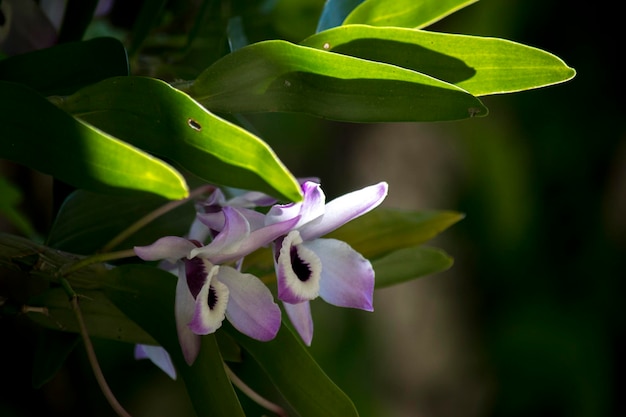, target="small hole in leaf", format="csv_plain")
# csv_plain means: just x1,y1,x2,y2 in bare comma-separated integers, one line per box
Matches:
188,118,202,131
468,107,482,117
